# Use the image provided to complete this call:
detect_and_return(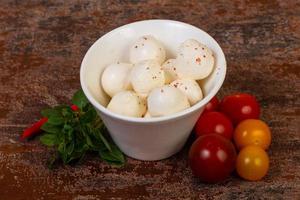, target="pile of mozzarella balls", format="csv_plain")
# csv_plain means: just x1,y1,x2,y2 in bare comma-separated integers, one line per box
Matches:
101,35,215,118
